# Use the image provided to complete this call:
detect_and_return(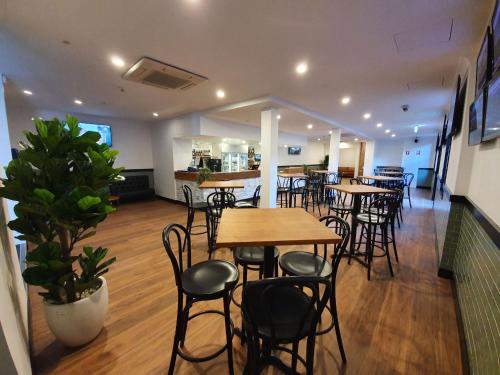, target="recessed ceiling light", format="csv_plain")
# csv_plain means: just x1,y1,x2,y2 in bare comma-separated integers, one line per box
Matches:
295,62,308,75
30,117,34,121
223,138,227,142
153,112,159,117
38,117,43,120
284,144,288,148
354,138,359,141
23,90,33,95
391,134,396,137
414,125,419,133
258,142,262,145
363,113,371,120
216,89,225,98
74,99,83,105
307,124,313,129
341,96,351,105
111,56,125,67
241,140,246,144
329,130,333,135
385,129,391,134
317,138,321,141
277,114,281,120
376,122,383,128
